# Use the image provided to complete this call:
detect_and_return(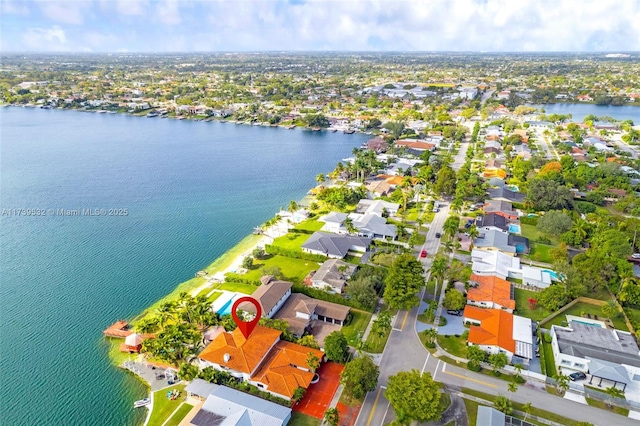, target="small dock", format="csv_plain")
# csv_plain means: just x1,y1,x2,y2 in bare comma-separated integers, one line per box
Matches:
103,320,133,338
